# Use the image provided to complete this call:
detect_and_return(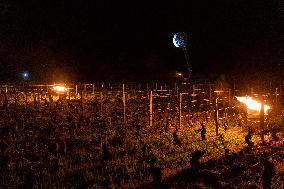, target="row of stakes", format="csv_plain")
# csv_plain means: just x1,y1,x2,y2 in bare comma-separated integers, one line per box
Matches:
1,84,281,133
